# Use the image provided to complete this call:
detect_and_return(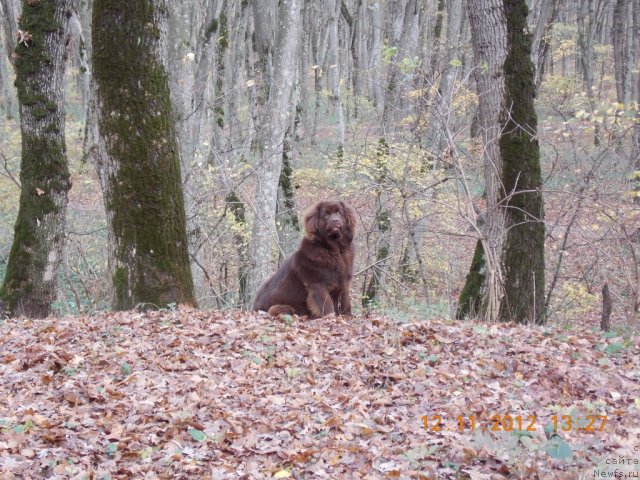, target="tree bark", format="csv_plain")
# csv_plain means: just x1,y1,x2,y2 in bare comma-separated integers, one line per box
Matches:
465,0,509,322
363,138,392,308
0,0,19,119
600,283,612,331
428,0,464,167
327,0,345,155
456,240,486,319
529,0,560,92
276,135,300,260
1,0,73,317
369,0,383,117
498,0,546,324
92,0,196,310
462,0,545,323
612,0,634,106
381,0,418,135
577,0,601,145
245,0,302,305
